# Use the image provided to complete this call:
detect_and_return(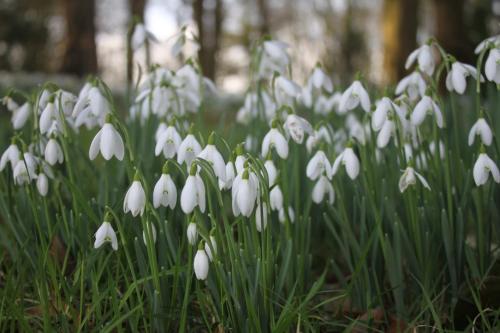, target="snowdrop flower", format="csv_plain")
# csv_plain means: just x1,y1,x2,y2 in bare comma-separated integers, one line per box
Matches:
312,93,340,115
73,85,110,127
307,65,333,93
36,172,49,196
484,48,500,84
56,90,77,116
279,206,295,224
306,150,332,180
399,166,431,193
94,219,118,251
131,23,158,51
194,243,209,280
219,160,236,190
11,102,31,130
264,159,278,186
339,80,371,113
155,124,182,158
39,99,61,135
411,95,443,128
312,176,335,204
187,220,198,245
13,153,38,185
306,126,333,153
177,131,202,167
2,96,18,111
284,114,313,144
372,97,399,131
205,232,217,261
273,76,301,107
153,163,177,209
89,118,125,161
346,115,367,145
0,143,20,171
269,185,284,211
180,164,206,214
255,202,268,232
151,85,172,117
197,133,226,182
44,138,64,166
468,118,493,146
395,72,427,101
262,122,289,159
123,175,146,217
474,35,500,54
232,169,258,217
473,152,500,186
234,147,247,174
332,146,360,180
258,40,290,78
405,44,435,76
446,61,483,95
142,222,157,245
376,118,395,148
